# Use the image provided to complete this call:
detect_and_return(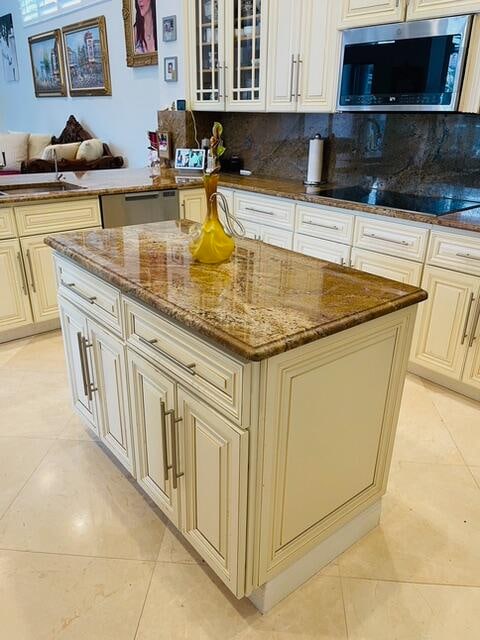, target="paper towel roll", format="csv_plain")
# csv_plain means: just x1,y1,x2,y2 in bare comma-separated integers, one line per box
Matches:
305,134,324,185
